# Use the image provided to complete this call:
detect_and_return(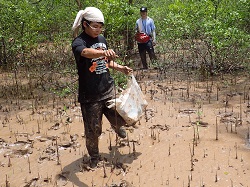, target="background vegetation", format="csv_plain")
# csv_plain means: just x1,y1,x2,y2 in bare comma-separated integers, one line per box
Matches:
0,0,249,100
